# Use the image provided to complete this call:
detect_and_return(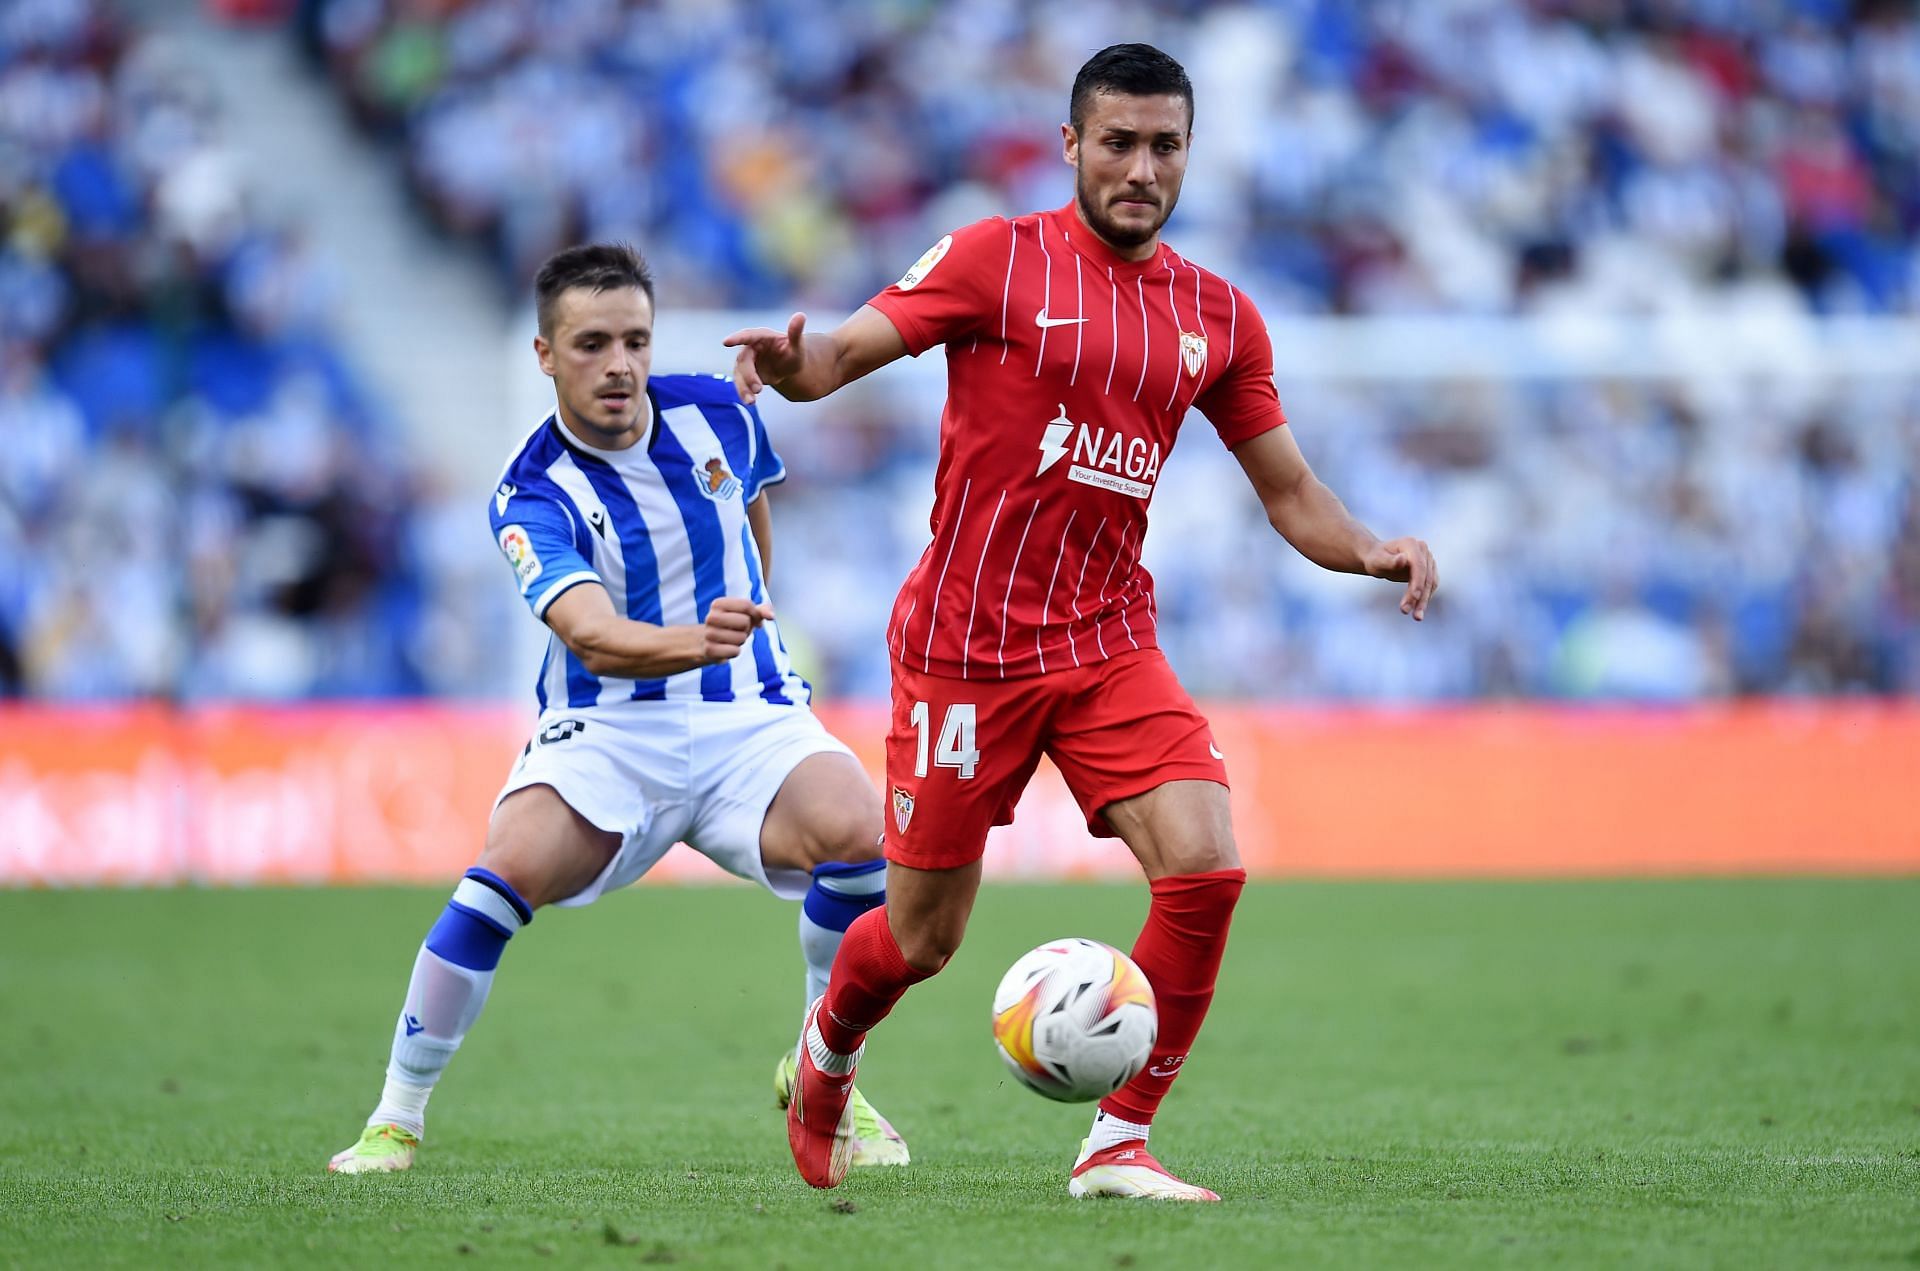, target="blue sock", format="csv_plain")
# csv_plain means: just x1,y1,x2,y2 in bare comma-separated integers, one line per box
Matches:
797,859,887,1010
